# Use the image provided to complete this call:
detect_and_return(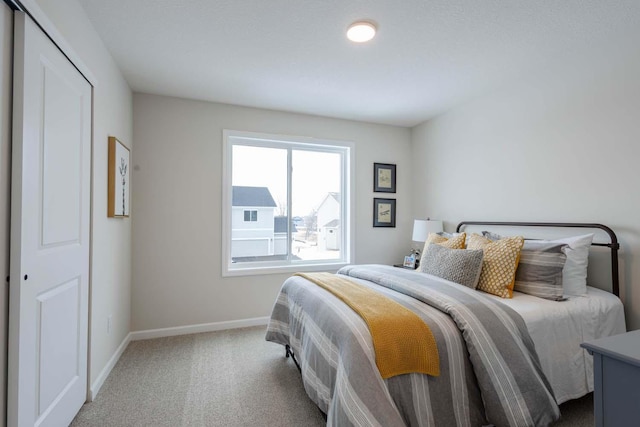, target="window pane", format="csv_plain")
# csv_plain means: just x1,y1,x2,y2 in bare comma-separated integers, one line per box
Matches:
231,145,287,263
225,131,350,275
291,150,342,261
